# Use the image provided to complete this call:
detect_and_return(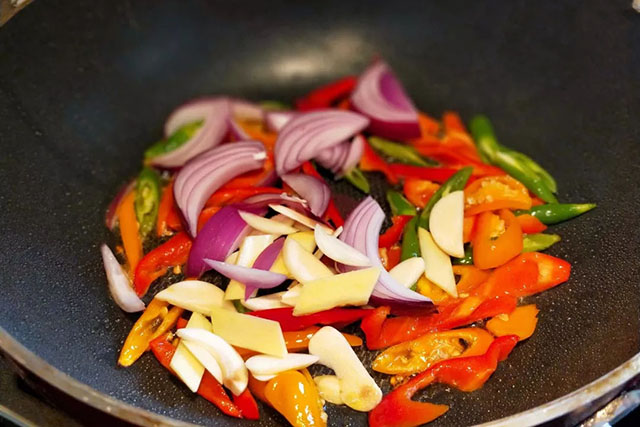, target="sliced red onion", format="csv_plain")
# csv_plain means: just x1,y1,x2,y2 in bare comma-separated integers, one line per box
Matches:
204,259,287,300
228,118,251,141
105,180,135,230
265,110,298,132
100,244,145,313
240,192,309,213
315,142,349,174
282,173,330,217
351,61,420,140
186,205,266,277
174,141,267,236
243,237,285,299
341,134,365,173
230,99,264,122
151,98,230,168
340,197,432,303
253,237,285,271
274,110,369,175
